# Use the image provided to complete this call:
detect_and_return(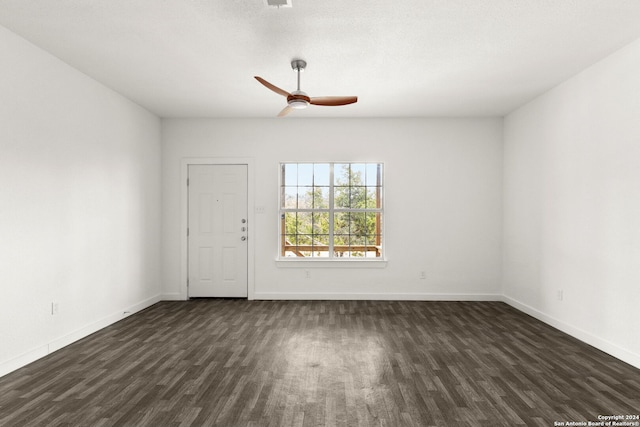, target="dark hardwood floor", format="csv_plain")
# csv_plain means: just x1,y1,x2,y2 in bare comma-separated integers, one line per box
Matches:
0,300,638,426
